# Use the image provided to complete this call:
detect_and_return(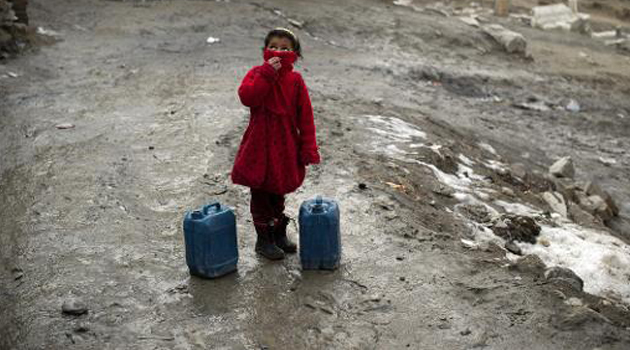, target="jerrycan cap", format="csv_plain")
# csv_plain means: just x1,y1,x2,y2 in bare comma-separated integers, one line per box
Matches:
191,210,204,220
312,195,325,214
